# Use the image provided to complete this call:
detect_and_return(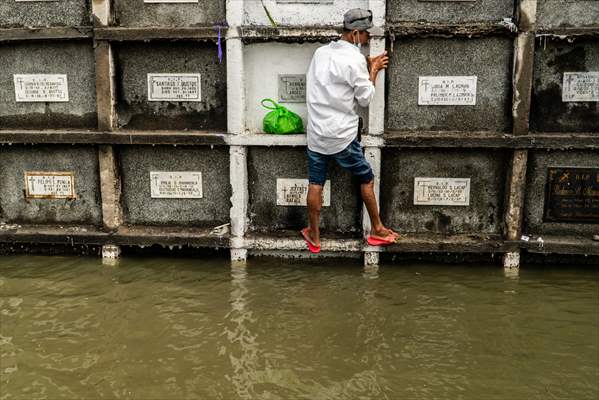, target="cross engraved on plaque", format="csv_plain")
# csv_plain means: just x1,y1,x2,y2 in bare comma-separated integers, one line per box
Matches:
544,167,599,223
562,72,599,102
24,172,76,199
276,179,331,207
278,74,306,103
